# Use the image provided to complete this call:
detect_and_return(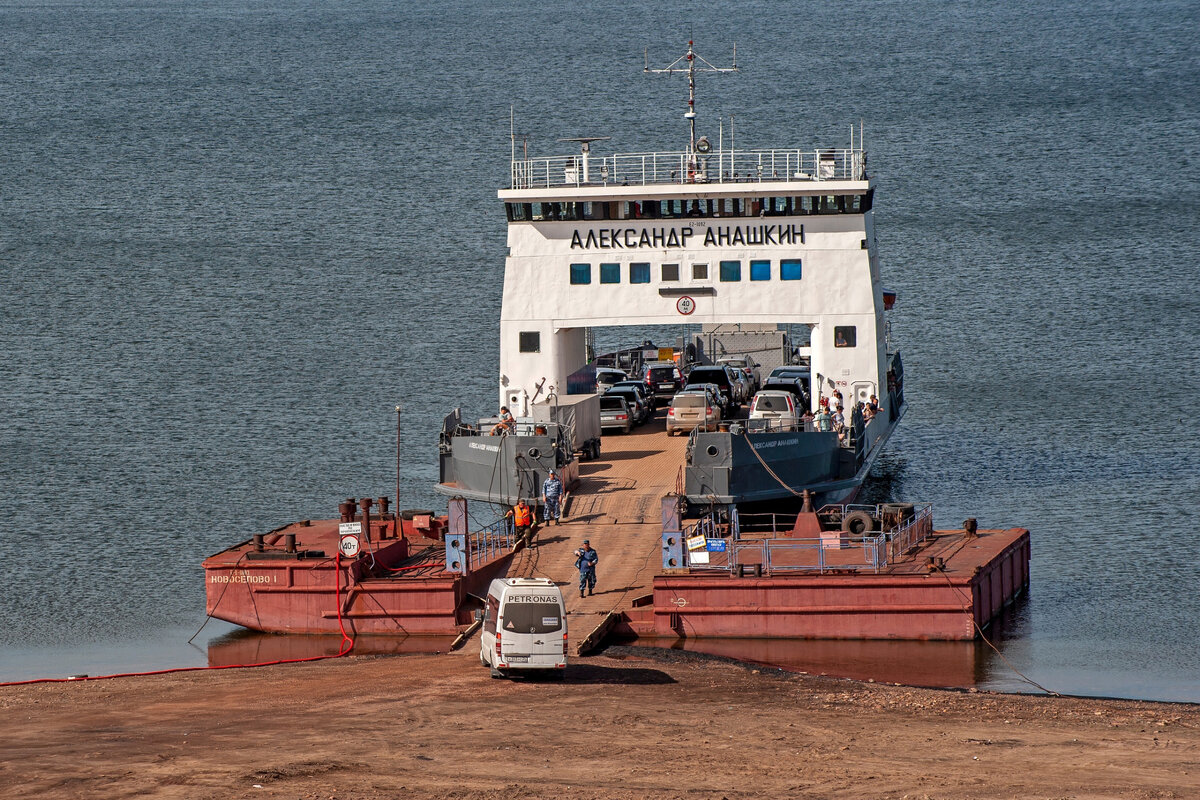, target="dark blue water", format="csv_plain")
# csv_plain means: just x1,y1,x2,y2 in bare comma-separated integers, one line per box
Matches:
2,0,1197,700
